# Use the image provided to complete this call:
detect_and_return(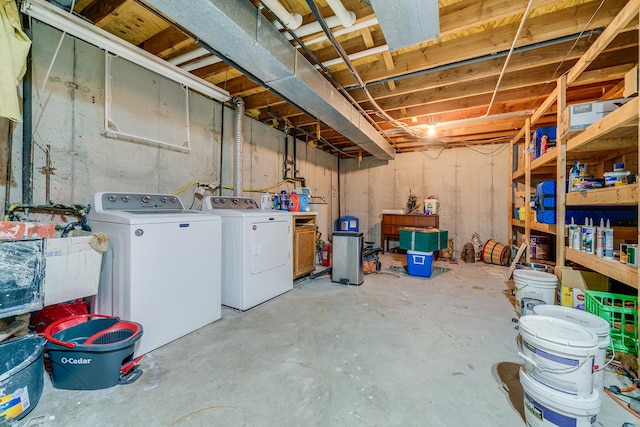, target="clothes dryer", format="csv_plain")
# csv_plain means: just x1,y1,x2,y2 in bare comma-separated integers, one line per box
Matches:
201,196,292,310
